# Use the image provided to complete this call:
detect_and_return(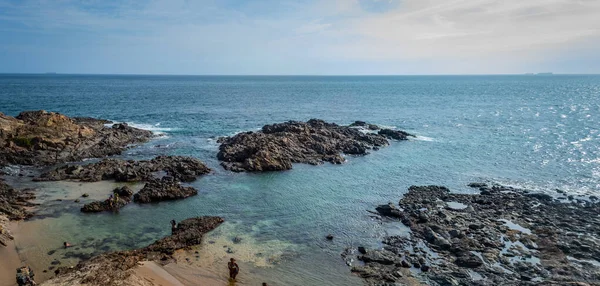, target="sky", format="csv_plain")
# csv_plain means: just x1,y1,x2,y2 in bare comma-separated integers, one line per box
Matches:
0,0,599,75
